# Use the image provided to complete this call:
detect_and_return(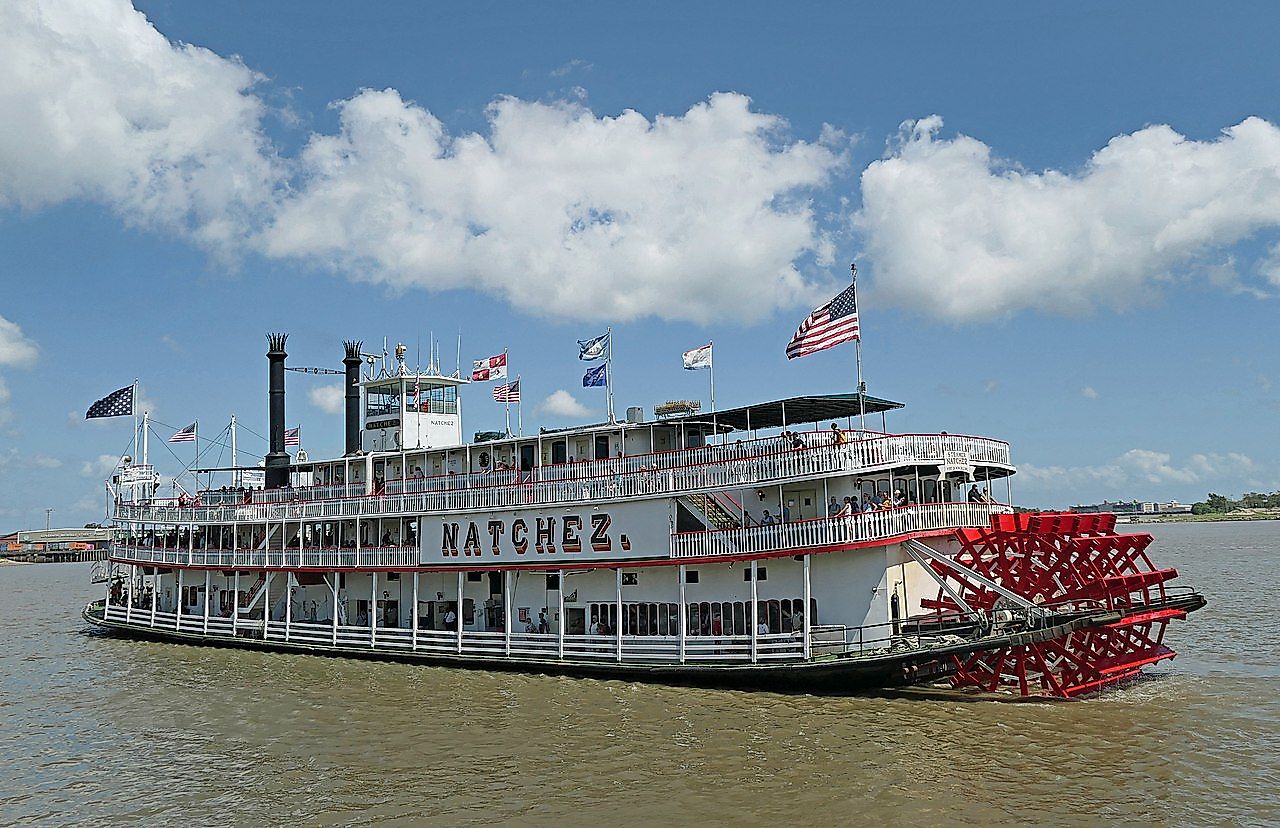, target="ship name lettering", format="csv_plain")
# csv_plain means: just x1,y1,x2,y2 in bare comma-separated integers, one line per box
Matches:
590,513,612,552
487,520,504,555
535,517,556,554
561,515,582,553
463,522,482,556
441,522,459,557
511,519,529,554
